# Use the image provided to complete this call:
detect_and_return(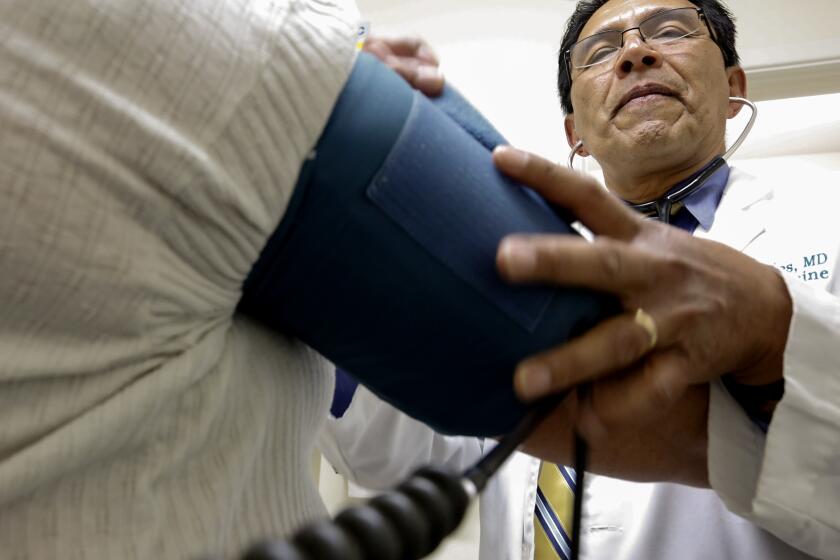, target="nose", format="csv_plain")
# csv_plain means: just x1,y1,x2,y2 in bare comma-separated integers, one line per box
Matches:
615,29,662,75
